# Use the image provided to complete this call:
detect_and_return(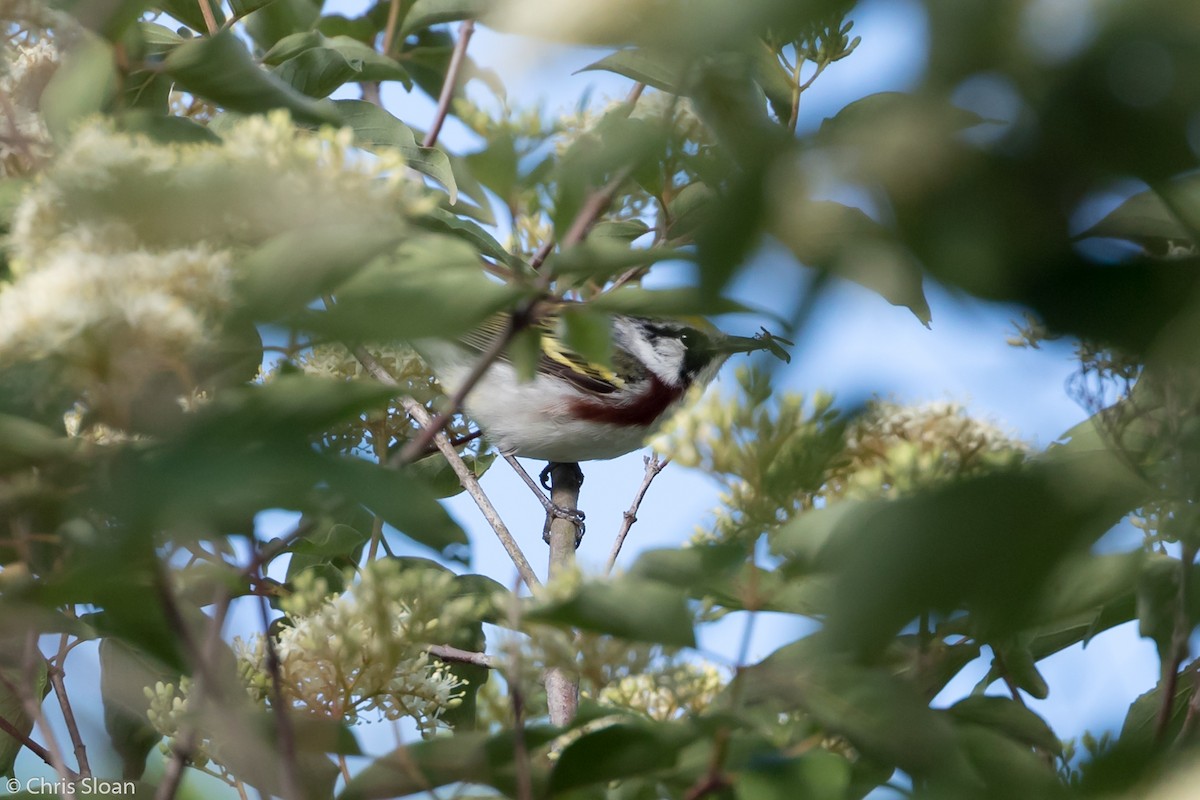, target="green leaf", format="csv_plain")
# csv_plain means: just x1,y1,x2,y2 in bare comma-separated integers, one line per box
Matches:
399,0,491,37
550,721,697,792
415,207,515,265
752,40,796,124
578,48,692,93
464,130,519,199
526,578,696,647
947,696,1060,753
340,726,561,799
236,223,407,319
778,466,1146,656
770,200,931,327
316,235,531,341
403,450,496,499
1076,175,1200,253
0,414,76,472
0,656,46,778
335,100,458,202
40,33,118,144
559,307,613,369
735,750,852,800
321,456,470,562
548,240,680,281
588,287,757,318
243,0,322,50
736,643,975,785
230,0,281,16
100,638,169,780
272,36,411,97
164,29,340,125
